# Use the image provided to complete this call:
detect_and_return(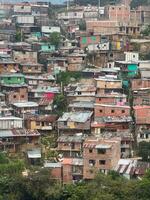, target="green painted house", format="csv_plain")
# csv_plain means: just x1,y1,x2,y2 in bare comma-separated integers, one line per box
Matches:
116,61,139,88
0,73,25,85
40,43,56,52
